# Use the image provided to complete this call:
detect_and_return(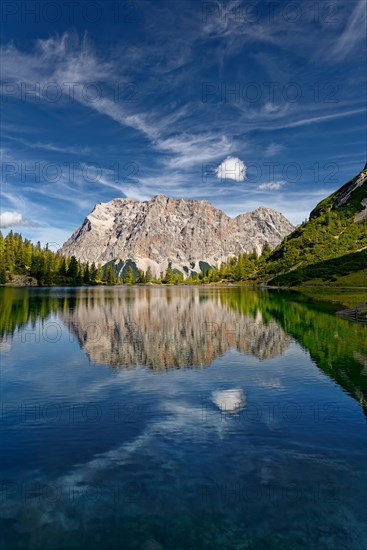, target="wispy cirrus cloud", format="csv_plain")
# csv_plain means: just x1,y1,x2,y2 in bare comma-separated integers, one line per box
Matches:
278,108,366,129
264,143,286,157
331,0,367,60
157,133,234,169
3,135,90,155
0,33,234,174
1,34,152,135
32,142,89,155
